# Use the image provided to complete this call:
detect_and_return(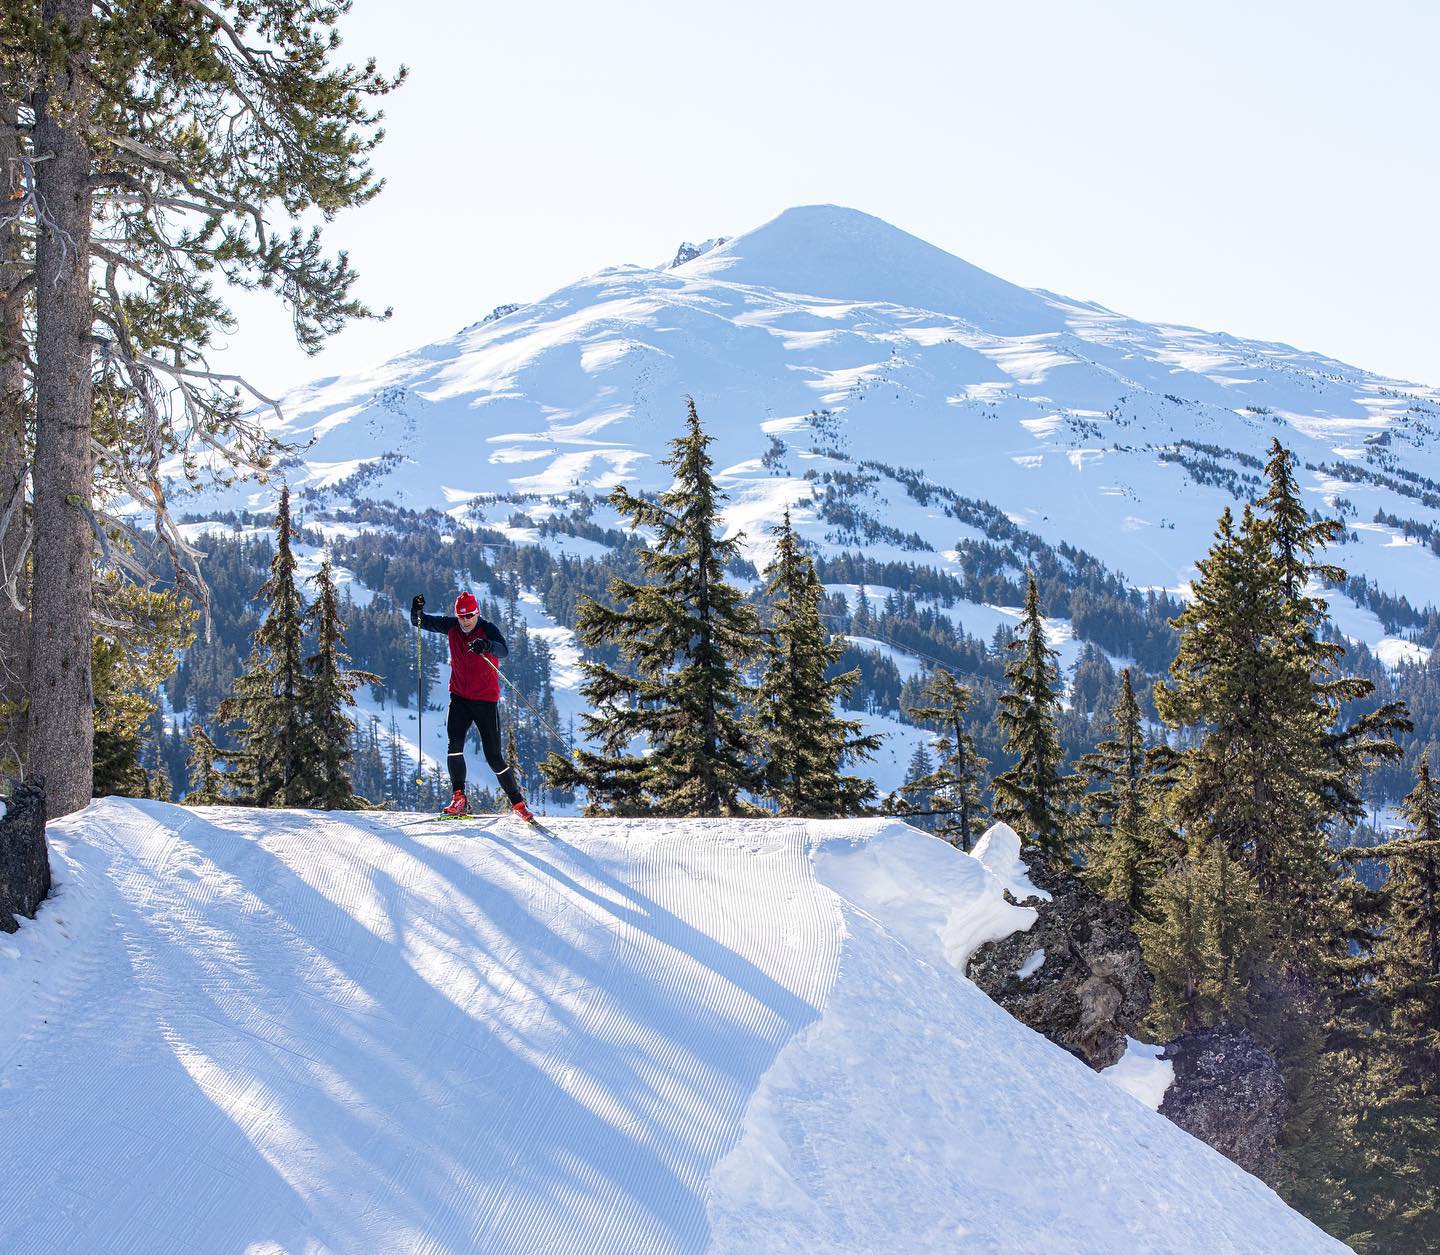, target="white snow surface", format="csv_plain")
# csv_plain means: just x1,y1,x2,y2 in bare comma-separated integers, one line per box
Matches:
171,204,1440,669
1102,1037,1178,1112
1,802,1341,1253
